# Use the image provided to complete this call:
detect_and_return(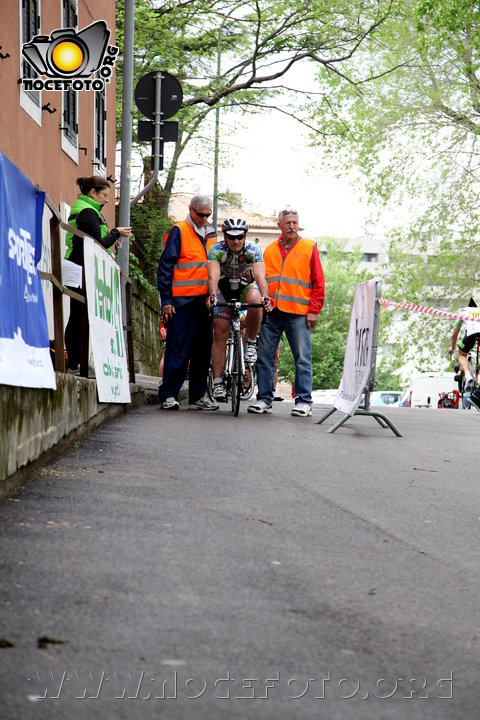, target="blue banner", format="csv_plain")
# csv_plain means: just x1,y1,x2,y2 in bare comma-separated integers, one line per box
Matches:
0,151,56,388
